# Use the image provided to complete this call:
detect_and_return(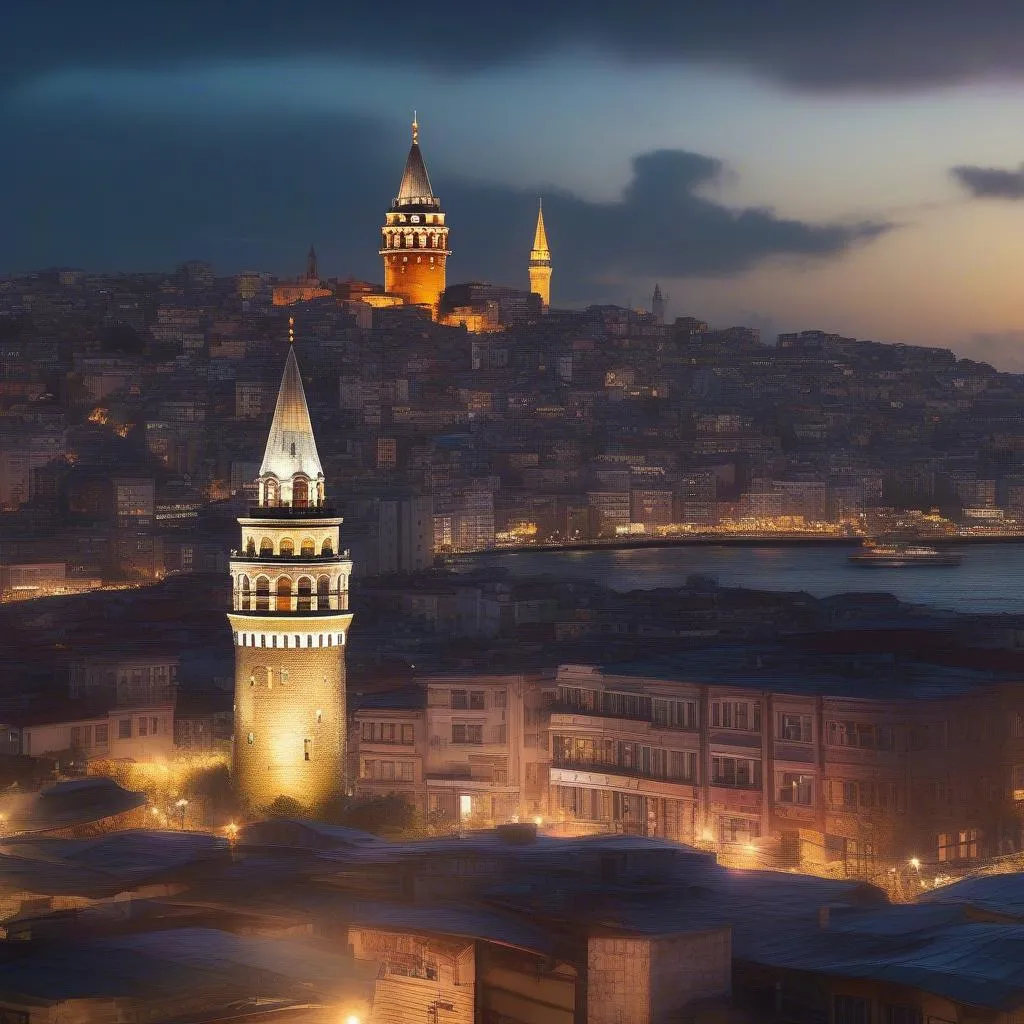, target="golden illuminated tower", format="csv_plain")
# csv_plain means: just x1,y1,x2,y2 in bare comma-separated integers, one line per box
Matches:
379,115,450,315
528,198,551,309
227,340,353,811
